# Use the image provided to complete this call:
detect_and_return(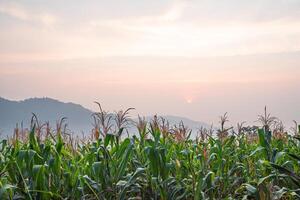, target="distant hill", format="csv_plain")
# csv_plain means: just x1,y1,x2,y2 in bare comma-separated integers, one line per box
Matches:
142,115,212,133
0,97,93,136
0,97,211,137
